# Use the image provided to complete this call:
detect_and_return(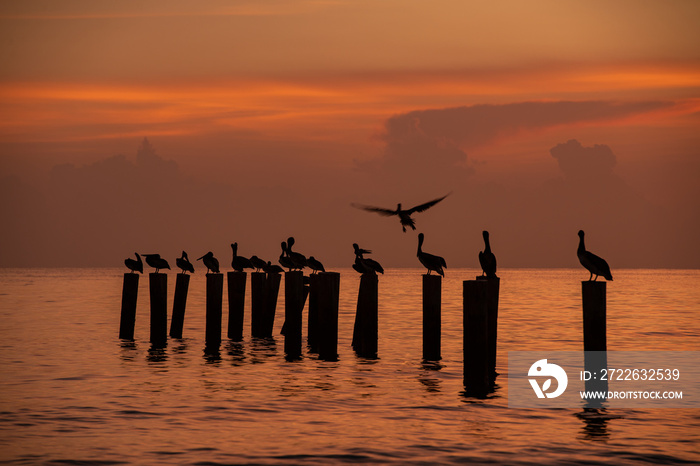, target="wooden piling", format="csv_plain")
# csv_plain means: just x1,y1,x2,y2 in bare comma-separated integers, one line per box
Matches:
352,273,378,358
227,272,246,341
263,273,281,337
317,272,340,361
463,280,489,397
477,276,500,385
423,274,442,361
169,273,190,338
149,273,168,347
284,271,304,359
307,274,320,352
206,273,224,347
582,281,608,405
119,273,139,340
251,272,267,338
